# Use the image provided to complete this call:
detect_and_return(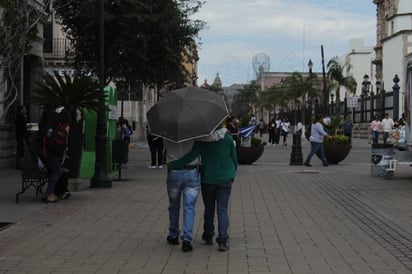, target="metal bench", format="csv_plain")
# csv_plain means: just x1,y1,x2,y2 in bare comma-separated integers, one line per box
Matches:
15,146,48,203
